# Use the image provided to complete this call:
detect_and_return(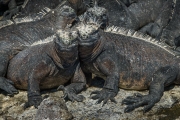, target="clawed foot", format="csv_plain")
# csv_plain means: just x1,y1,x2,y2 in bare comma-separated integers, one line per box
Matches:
91,88,117,106
57,85,85,102
24,95,43,109
0,77,18,96
2,6,21,20
122,93,160,113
